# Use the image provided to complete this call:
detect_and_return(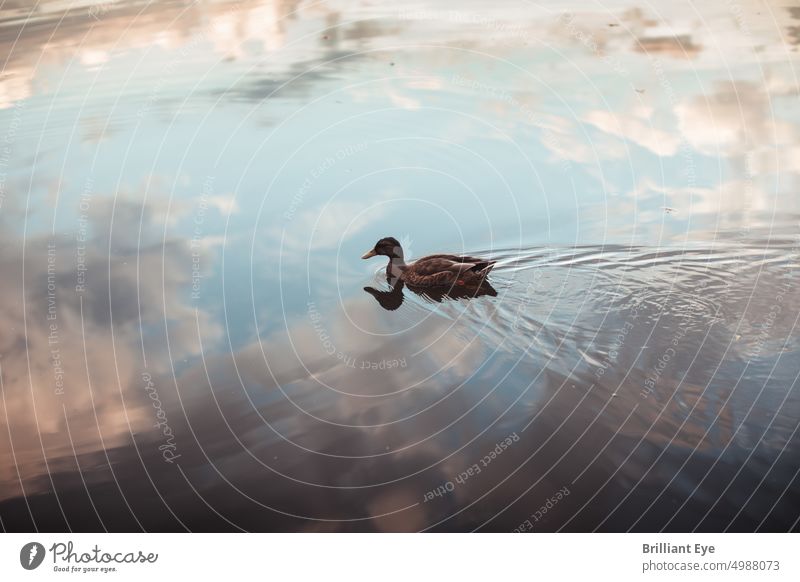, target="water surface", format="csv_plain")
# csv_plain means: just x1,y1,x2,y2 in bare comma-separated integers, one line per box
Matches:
0,0,799,531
